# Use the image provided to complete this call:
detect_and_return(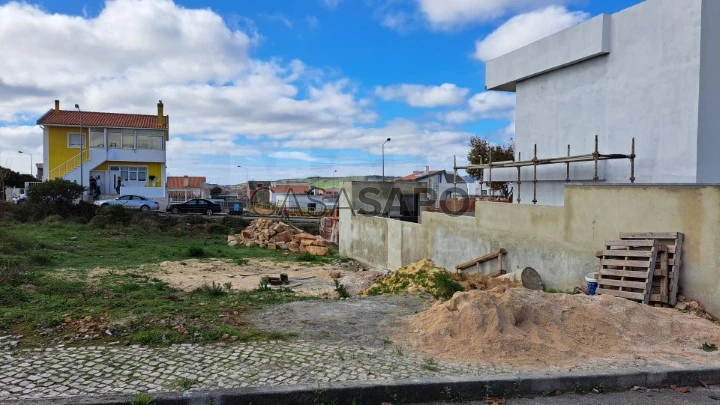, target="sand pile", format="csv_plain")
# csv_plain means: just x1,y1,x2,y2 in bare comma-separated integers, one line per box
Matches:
400,287,720,367
362,258,520,299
